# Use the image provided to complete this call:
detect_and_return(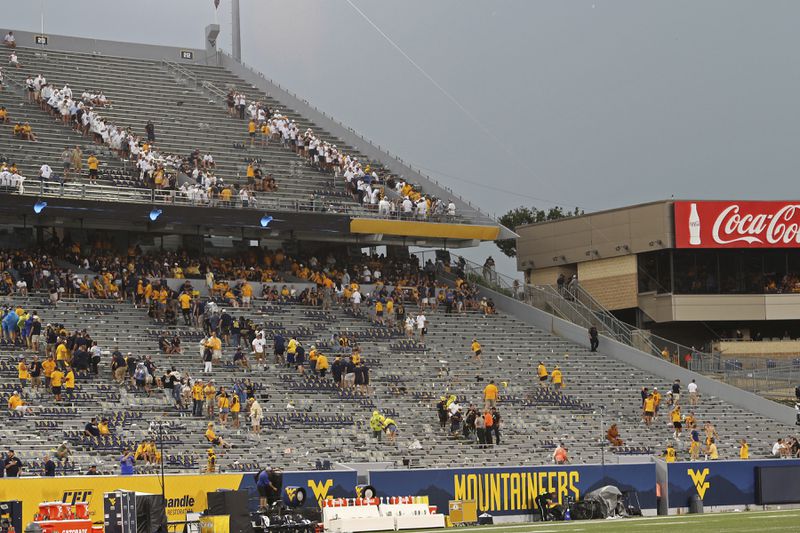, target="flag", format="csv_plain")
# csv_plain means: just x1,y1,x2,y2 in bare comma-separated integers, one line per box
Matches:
214,0,220,8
